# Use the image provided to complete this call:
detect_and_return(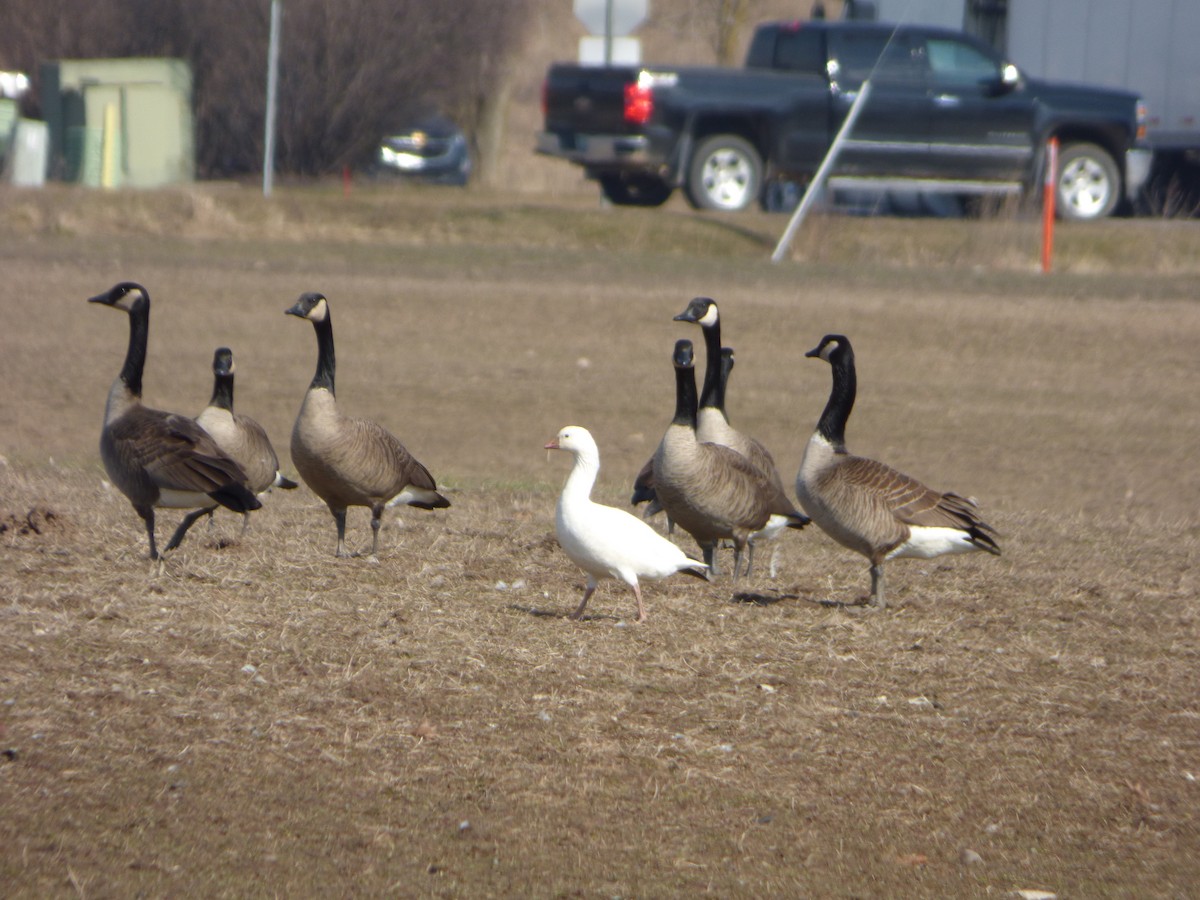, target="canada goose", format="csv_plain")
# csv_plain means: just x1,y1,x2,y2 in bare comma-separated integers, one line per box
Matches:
285,291,450,560
547,426,708,622
673,296,785,491
89,282,260,559
193,346,298,537
797,334,1001,607
652,339,804,579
